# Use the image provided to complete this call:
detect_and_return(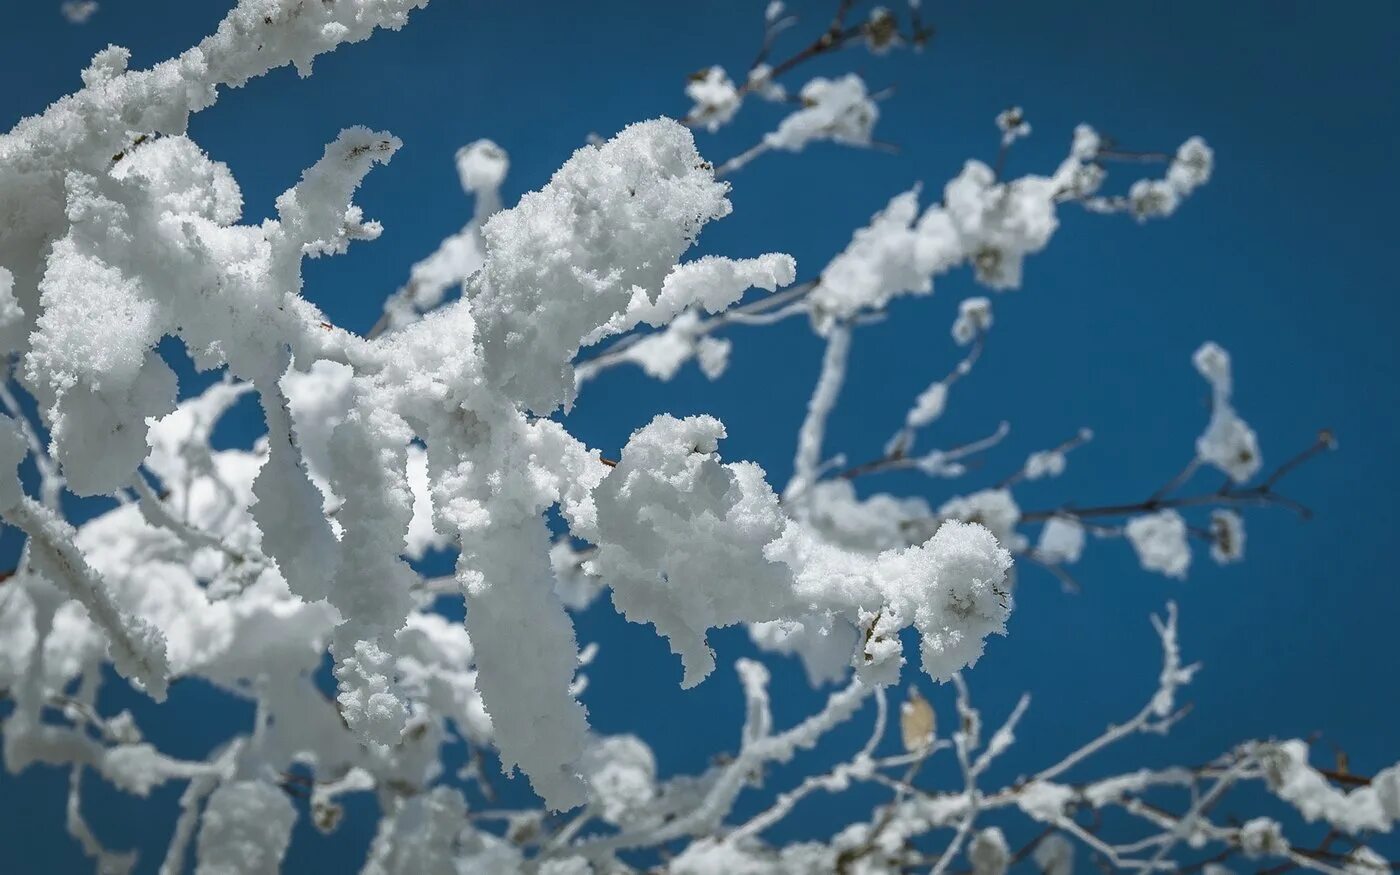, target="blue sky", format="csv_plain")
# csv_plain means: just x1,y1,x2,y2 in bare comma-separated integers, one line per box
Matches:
2,1,1397,871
